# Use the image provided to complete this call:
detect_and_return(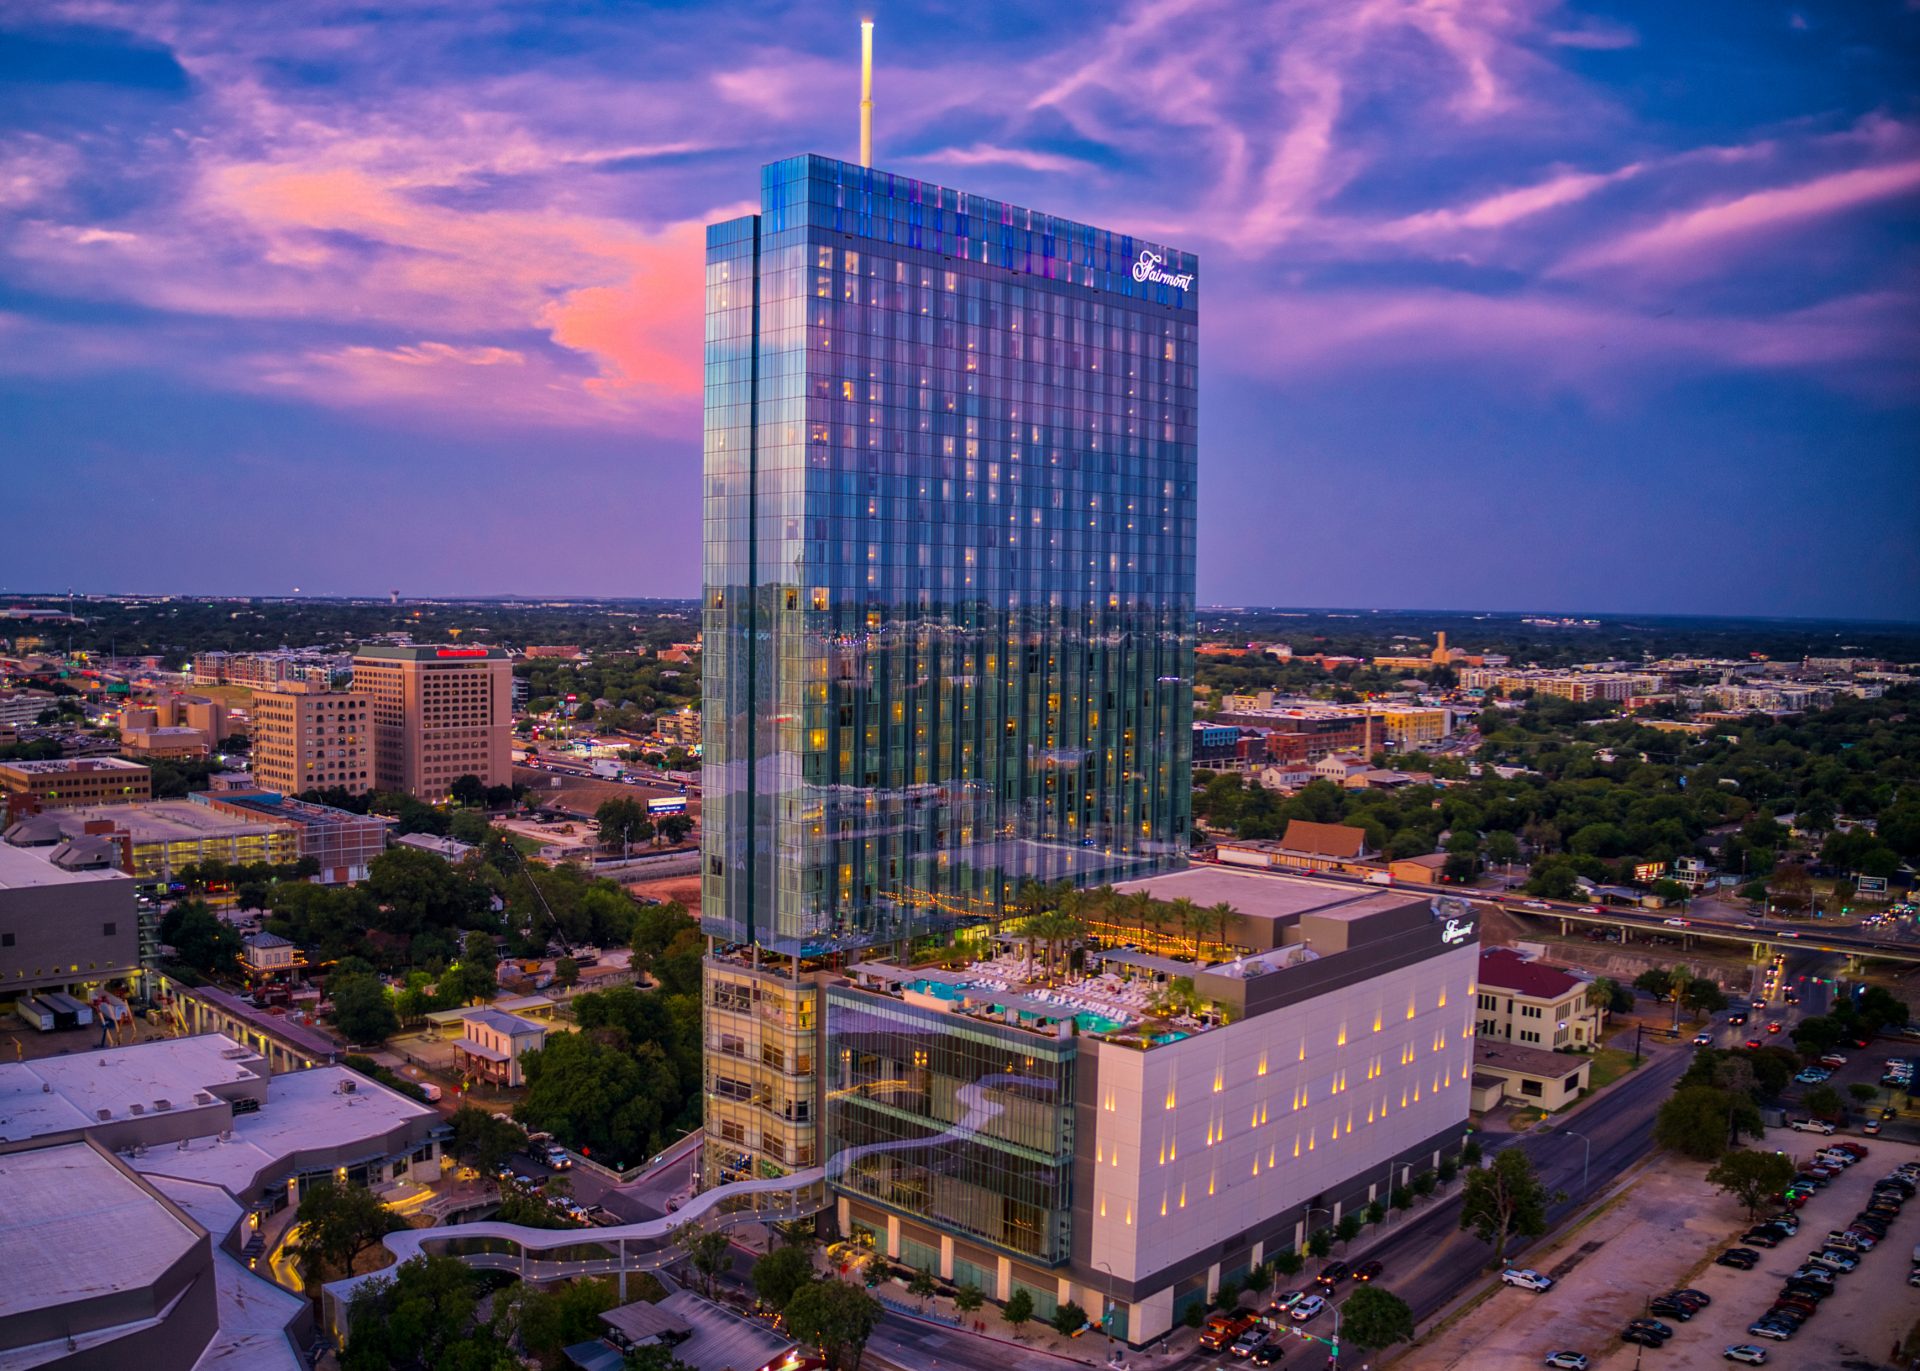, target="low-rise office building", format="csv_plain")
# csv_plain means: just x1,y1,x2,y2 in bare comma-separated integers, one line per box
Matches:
0,840,141,999
0,755,152,812
196,790,390,883
120,725,215,760
1473,946,1603,1049
4,800,299,885
453,1007,547,1088
1469,1038,1592,1112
